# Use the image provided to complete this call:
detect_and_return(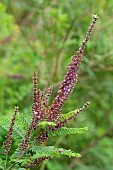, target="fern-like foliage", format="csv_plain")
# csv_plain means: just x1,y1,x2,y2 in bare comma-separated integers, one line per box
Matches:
10,145,80,168
60,110,78,121
0,113,30,139
30,146,81,159
16,113,30,132
0,117,24,140
10,148,31,165
49,127,88,137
